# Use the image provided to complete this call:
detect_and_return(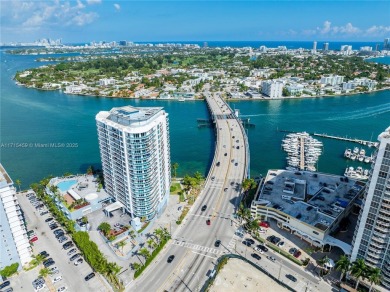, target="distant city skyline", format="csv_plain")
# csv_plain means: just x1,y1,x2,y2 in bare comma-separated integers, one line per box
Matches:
1,1,390,43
